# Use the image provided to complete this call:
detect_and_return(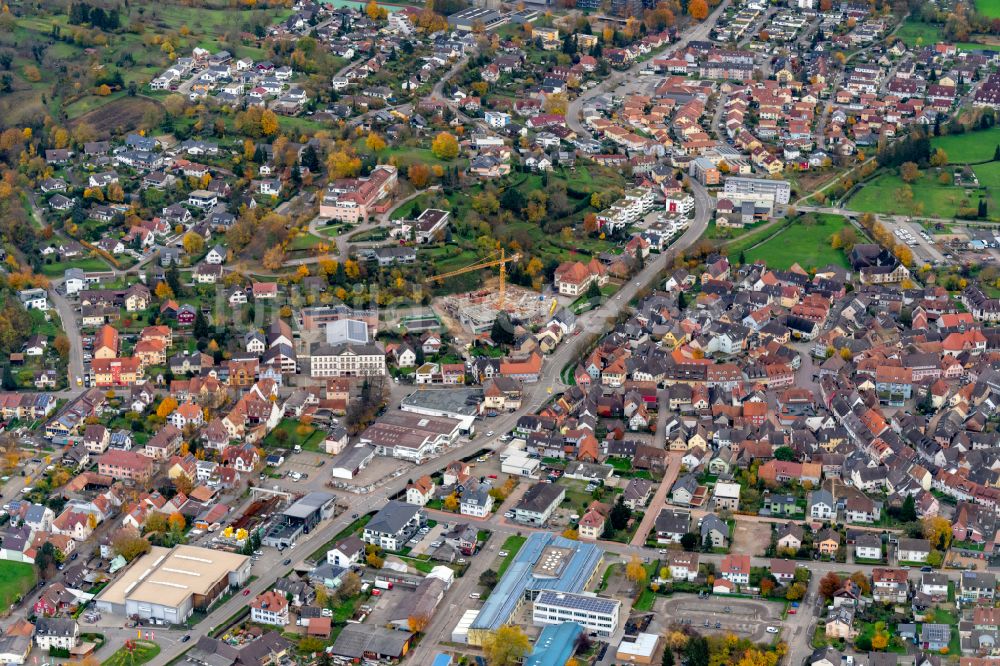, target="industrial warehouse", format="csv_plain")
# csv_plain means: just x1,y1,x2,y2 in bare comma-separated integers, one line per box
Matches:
94,545,251,623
